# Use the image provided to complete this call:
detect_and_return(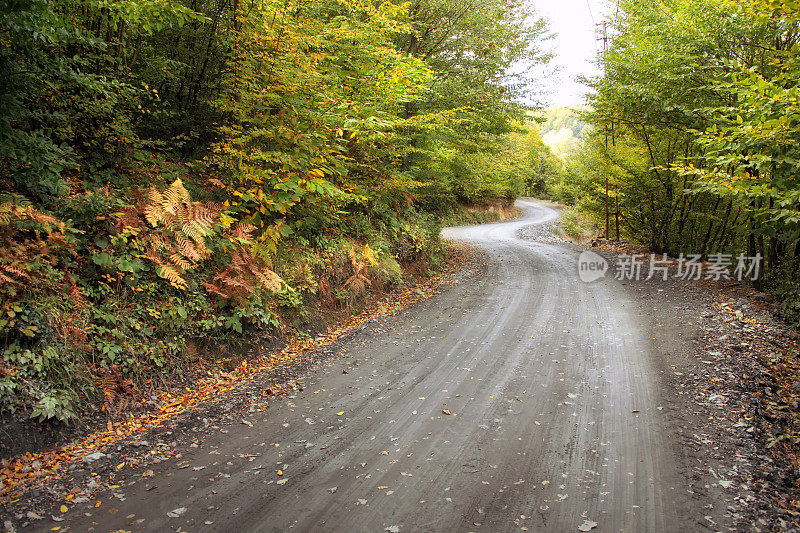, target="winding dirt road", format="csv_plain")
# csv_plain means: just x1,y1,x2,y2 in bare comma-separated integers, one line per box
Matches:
48,200,705,532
